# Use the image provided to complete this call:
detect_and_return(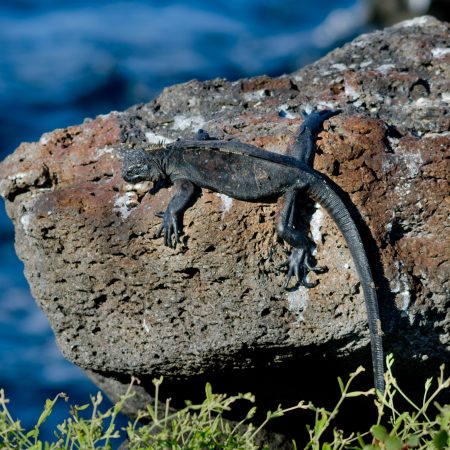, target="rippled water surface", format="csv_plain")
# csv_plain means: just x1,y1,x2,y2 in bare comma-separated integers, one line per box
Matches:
0,0,368,441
